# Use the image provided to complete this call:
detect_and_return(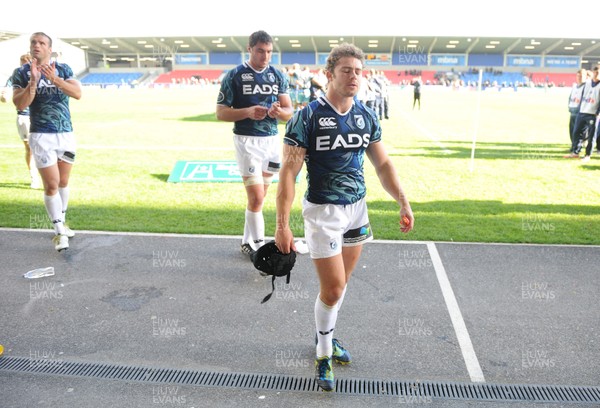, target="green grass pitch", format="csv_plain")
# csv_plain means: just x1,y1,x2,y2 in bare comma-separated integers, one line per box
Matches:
0,85,598,244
